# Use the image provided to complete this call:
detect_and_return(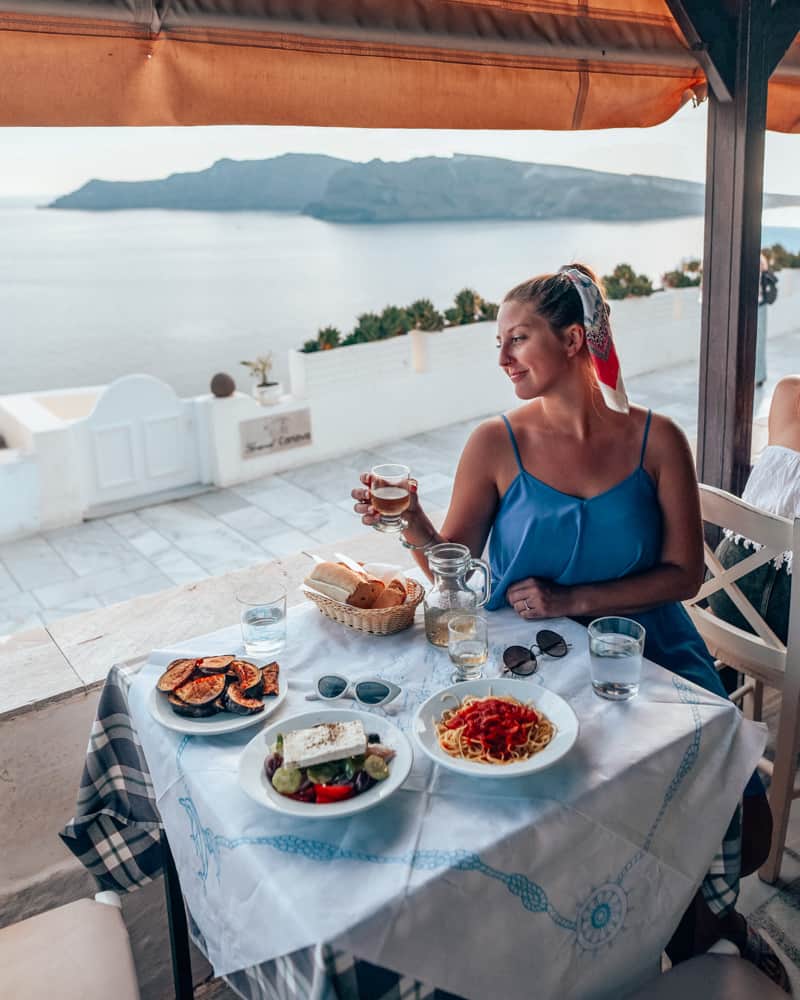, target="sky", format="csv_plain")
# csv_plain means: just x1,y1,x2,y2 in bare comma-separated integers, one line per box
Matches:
1,101,798,200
